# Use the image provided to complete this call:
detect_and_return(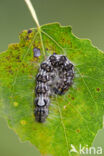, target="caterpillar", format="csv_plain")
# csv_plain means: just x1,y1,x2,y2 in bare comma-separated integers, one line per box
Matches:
34,53,74,122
